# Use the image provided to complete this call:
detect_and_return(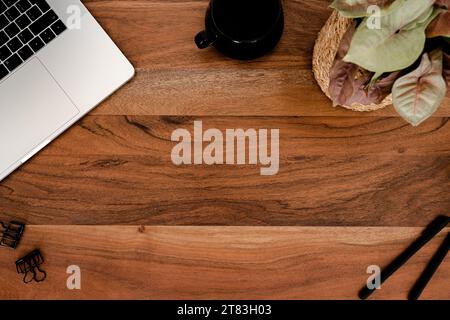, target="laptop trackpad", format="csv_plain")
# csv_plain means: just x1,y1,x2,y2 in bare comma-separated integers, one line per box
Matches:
0,58,79,173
